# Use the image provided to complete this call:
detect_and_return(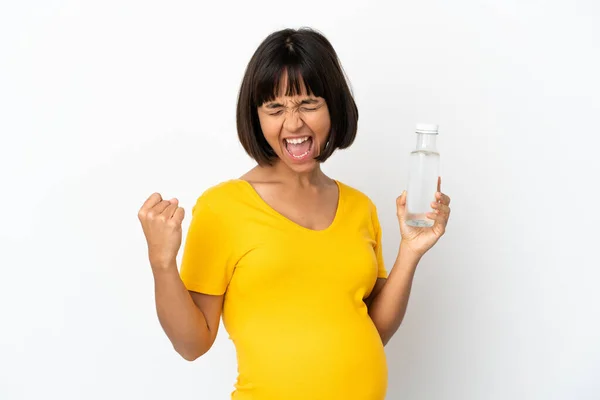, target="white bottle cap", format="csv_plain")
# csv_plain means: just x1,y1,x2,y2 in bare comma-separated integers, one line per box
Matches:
416,123,439,134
